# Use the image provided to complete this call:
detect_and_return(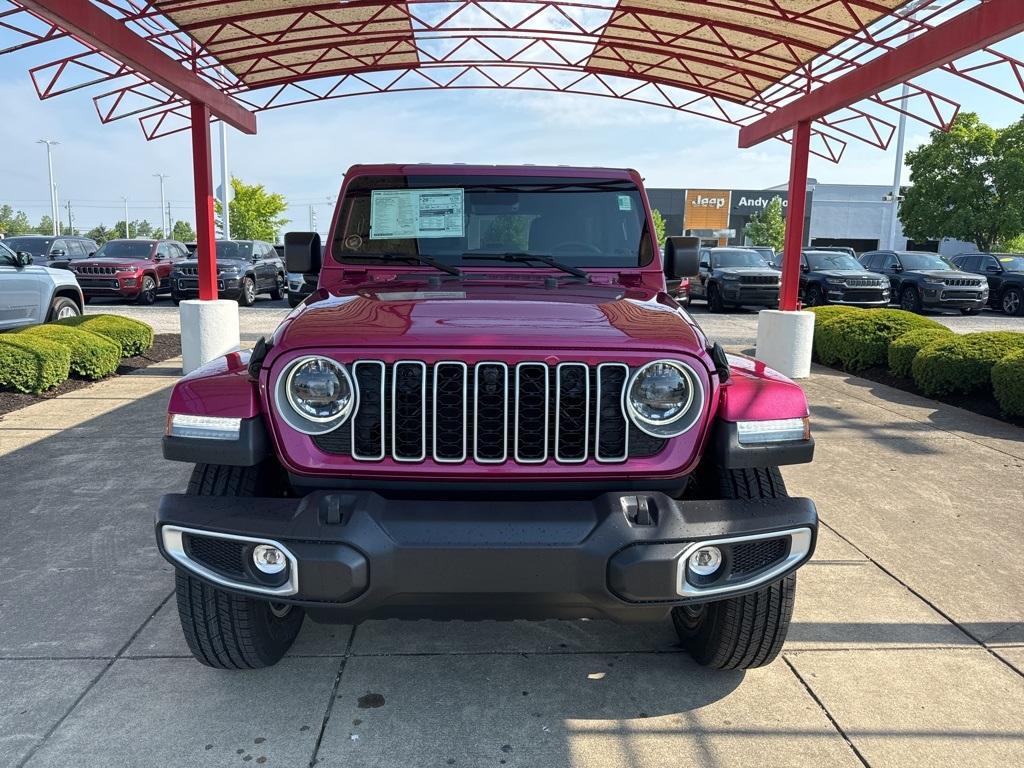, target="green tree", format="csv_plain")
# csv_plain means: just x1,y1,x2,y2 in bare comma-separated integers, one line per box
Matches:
172,219,197,243
901,112,1024,252
744,196,786,251
216,177,289,242
36,215,54,235
86,224,116,244
651,208,667,246
0,205,32,236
